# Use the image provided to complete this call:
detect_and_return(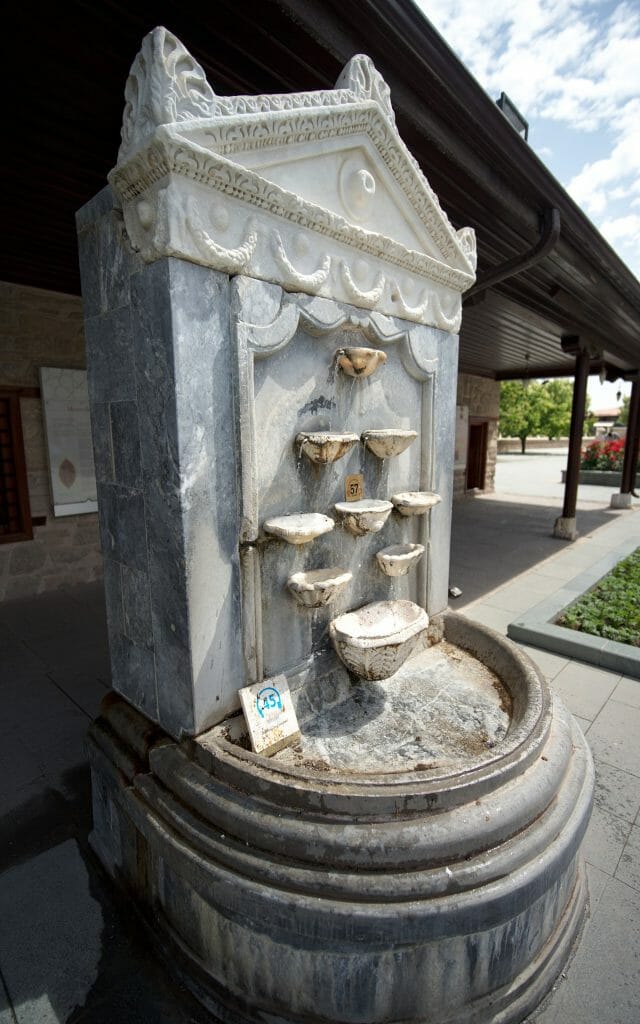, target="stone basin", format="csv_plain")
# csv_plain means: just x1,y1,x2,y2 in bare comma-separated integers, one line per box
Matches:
362,428,418,458
287,566,352,608
263,512,334,544
376,542,424,576
329,599,429,679
391,490,442,515
334,498,393,536
296,431,359,464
